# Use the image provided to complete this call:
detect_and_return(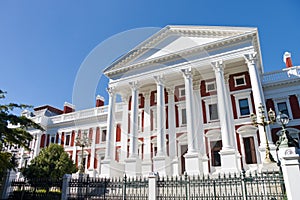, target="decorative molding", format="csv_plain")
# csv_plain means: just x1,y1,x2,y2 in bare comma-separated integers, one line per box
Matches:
153,75,165,86
129,81,139,90
244,52,257,65
181,67,193,79
211,60,224,73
